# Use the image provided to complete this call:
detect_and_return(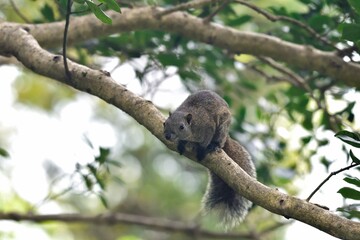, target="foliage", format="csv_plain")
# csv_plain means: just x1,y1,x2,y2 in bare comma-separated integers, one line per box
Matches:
1,0,360,239
335,130,360,220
